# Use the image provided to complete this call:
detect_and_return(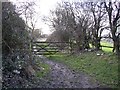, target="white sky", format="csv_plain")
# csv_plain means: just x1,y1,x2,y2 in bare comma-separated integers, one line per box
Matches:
10,0,62,35
9,0,114,35
9,0,85,35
